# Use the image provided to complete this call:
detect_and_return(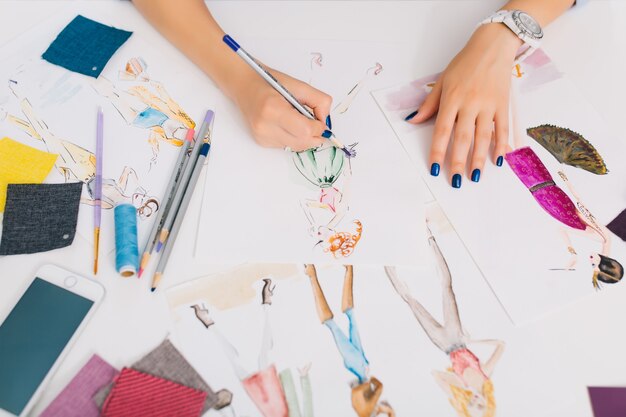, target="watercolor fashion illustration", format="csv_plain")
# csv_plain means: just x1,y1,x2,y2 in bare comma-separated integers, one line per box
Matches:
384,227,504,417
304,264,395,417
192,278,313,417
505,146,623,289
2,80,160,218
92,72,195,166
294,143,362,258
